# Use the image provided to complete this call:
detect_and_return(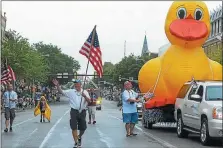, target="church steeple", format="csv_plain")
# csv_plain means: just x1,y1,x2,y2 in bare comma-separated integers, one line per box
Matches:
141,33,149,56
